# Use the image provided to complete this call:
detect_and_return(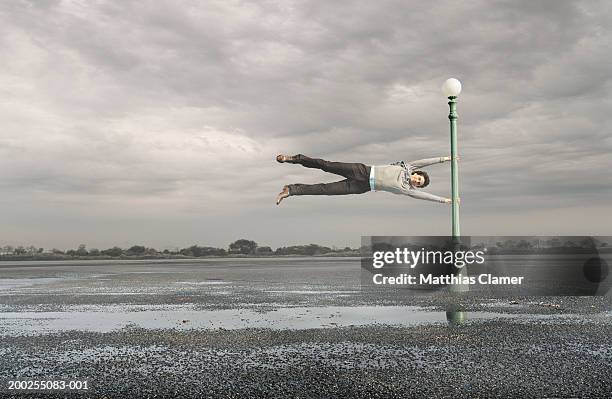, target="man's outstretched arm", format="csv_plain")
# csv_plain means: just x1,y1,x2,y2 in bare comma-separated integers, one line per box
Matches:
405,189,451,203
411,156,452,168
